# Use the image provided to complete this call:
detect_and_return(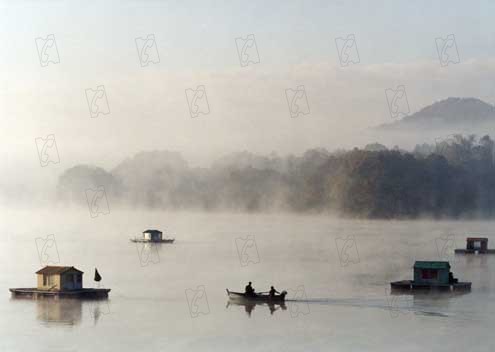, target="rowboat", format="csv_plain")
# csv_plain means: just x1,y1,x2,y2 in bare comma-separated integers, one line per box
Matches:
226,289,287,302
